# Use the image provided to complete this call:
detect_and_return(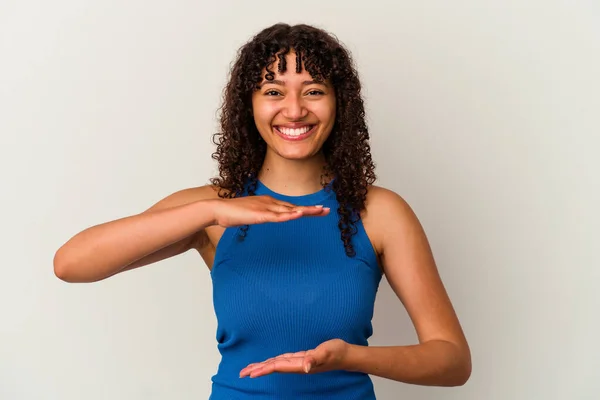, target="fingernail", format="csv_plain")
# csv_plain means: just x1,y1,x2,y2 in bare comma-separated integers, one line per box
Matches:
304,364,311,373
315,205,323,208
